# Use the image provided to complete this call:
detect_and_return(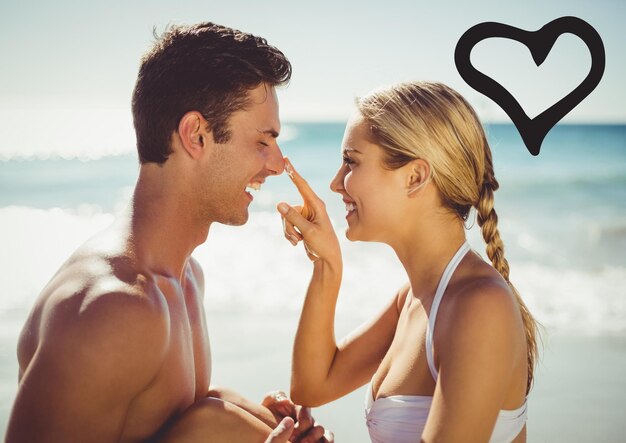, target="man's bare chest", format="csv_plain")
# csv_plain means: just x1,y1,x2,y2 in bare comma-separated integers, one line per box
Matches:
120,312,212,441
